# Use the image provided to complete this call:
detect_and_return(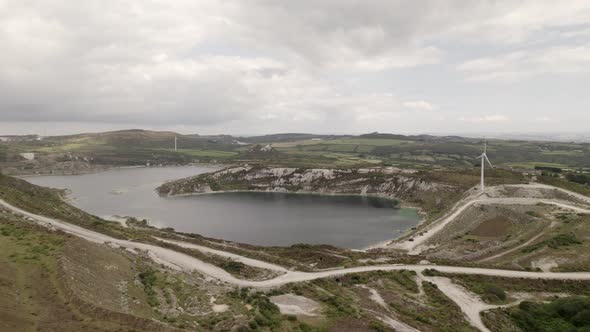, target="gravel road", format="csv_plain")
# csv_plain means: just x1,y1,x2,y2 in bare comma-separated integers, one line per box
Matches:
3,182,590,332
